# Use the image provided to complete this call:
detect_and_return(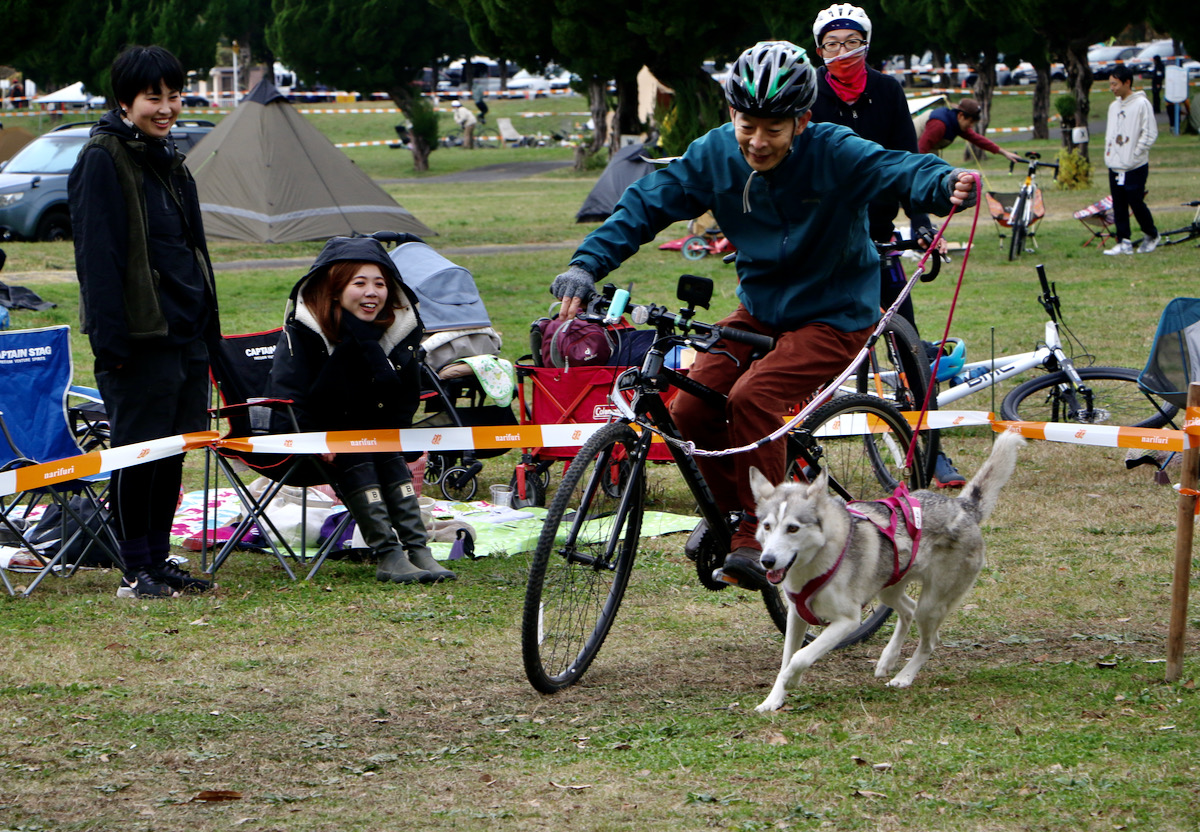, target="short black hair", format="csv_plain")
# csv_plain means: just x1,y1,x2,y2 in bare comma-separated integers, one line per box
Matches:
110,45,184,108
1109,64,1134,85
